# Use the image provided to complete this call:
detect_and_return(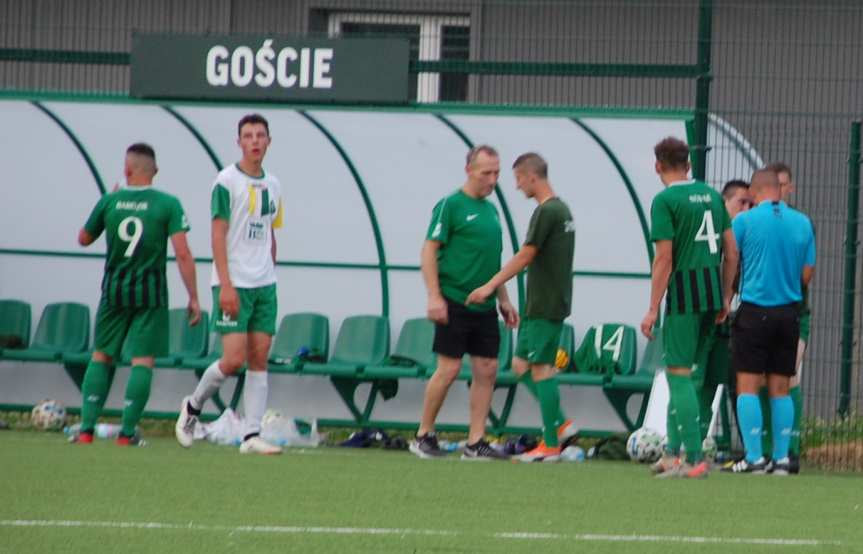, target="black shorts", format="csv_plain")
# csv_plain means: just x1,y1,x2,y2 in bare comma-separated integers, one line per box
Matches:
732,302,800,377
432,297,500,359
